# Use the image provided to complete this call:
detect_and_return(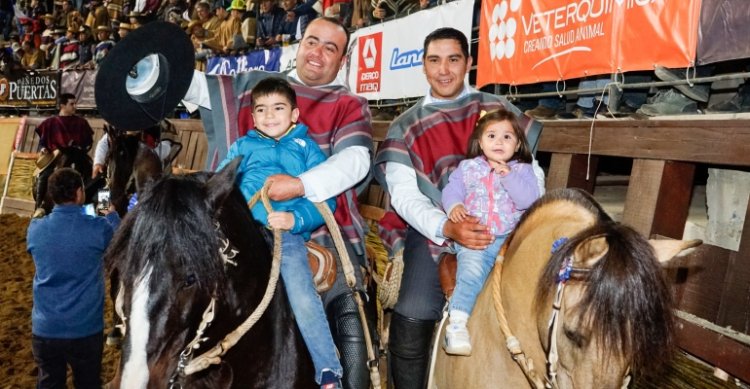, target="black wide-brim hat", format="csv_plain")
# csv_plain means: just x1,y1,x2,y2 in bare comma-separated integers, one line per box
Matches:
95,22,194,130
